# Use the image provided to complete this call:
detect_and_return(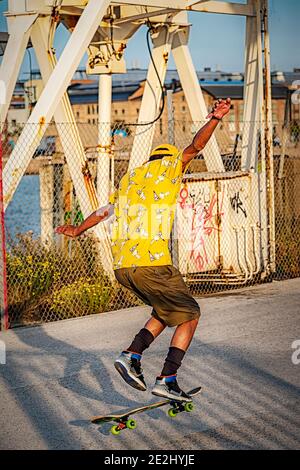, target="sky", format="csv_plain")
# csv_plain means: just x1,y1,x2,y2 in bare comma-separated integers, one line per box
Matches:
0,0,299,80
